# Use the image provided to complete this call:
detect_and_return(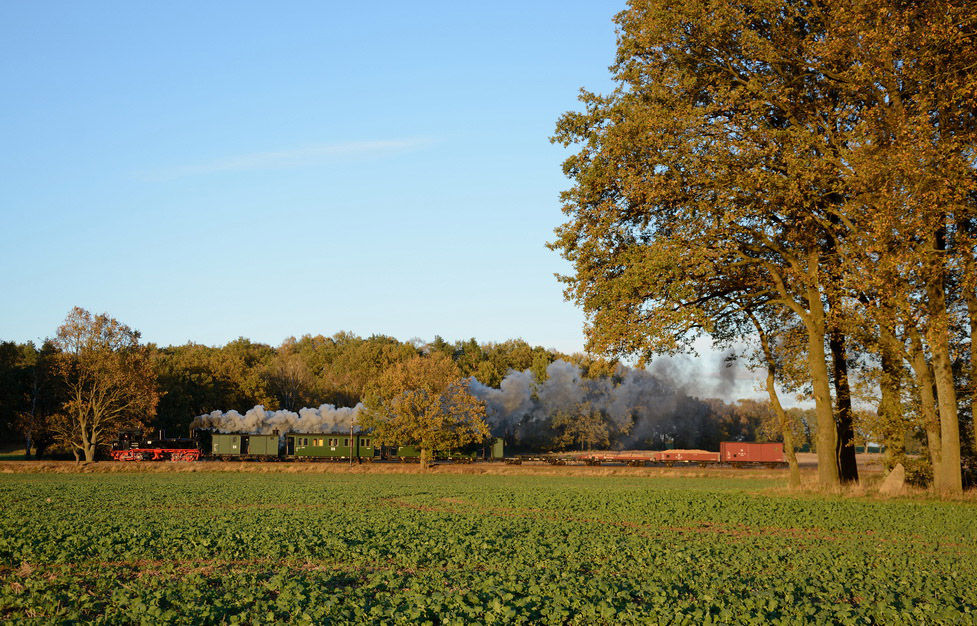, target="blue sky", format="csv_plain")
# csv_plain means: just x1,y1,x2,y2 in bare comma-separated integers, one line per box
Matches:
1,1,632,354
